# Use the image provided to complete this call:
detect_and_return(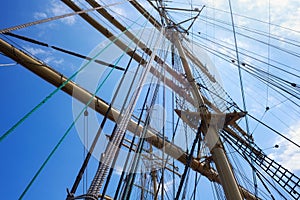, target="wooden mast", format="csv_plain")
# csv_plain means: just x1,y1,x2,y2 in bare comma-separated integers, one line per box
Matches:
173,32,243,200
154,0,242,197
